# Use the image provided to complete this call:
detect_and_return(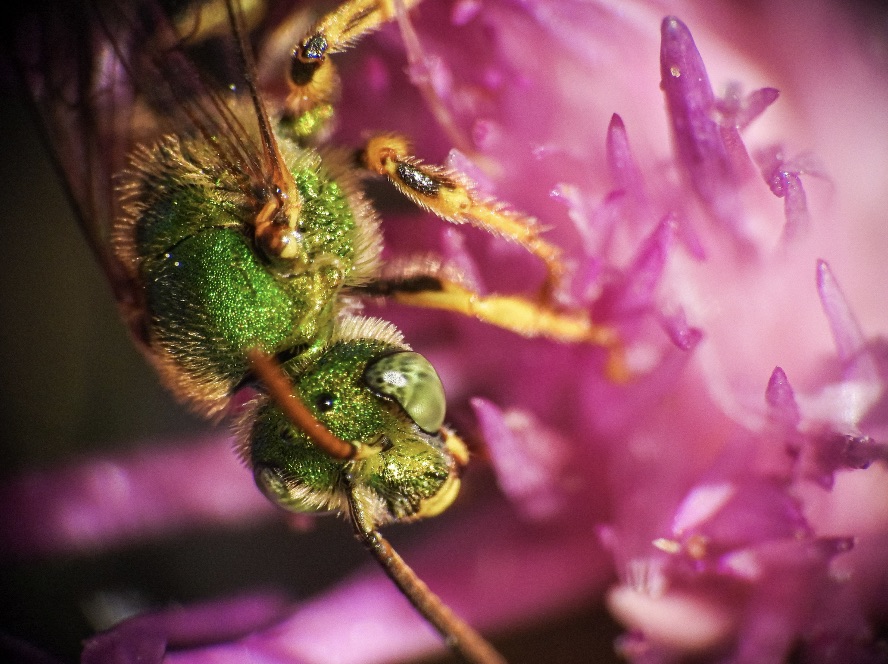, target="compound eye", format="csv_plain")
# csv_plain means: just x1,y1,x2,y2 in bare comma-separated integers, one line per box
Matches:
254,464,288,506
363,352,446,434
